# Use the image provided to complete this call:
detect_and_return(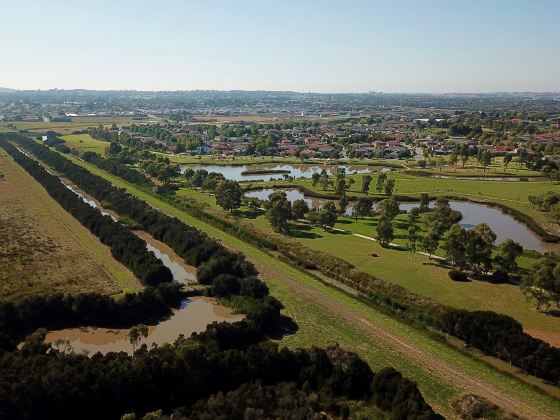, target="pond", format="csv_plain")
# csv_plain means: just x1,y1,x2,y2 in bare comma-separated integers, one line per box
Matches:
45,297,243,355
180,163,377,181
245,188,558,253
